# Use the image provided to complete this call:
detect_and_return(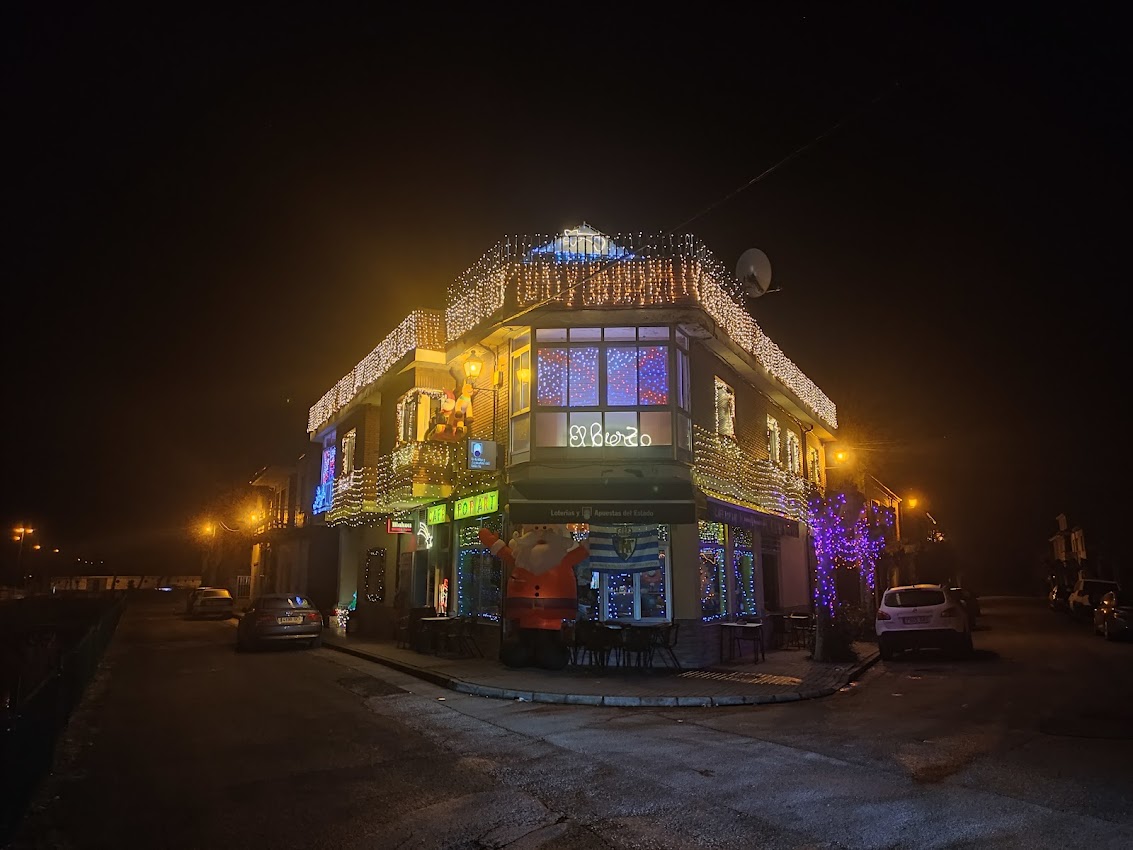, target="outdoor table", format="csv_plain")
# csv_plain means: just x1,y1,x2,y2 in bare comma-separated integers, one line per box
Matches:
416,616,455,653
719,621,765,663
